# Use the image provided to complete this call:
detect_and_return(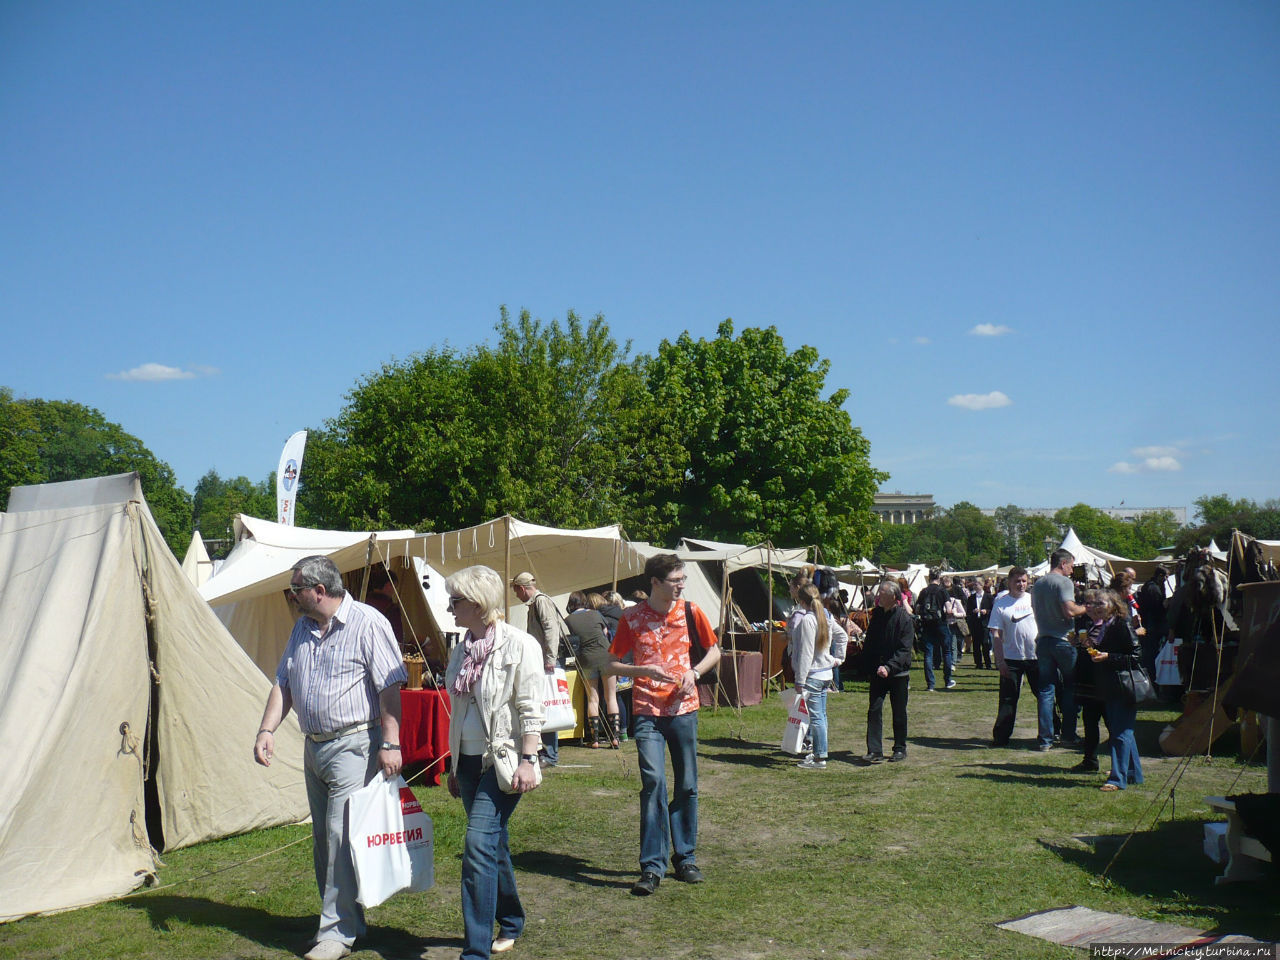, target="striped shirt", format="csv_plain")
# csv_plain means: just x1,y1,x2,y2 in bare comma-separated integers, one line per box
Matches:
275,592,408,736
